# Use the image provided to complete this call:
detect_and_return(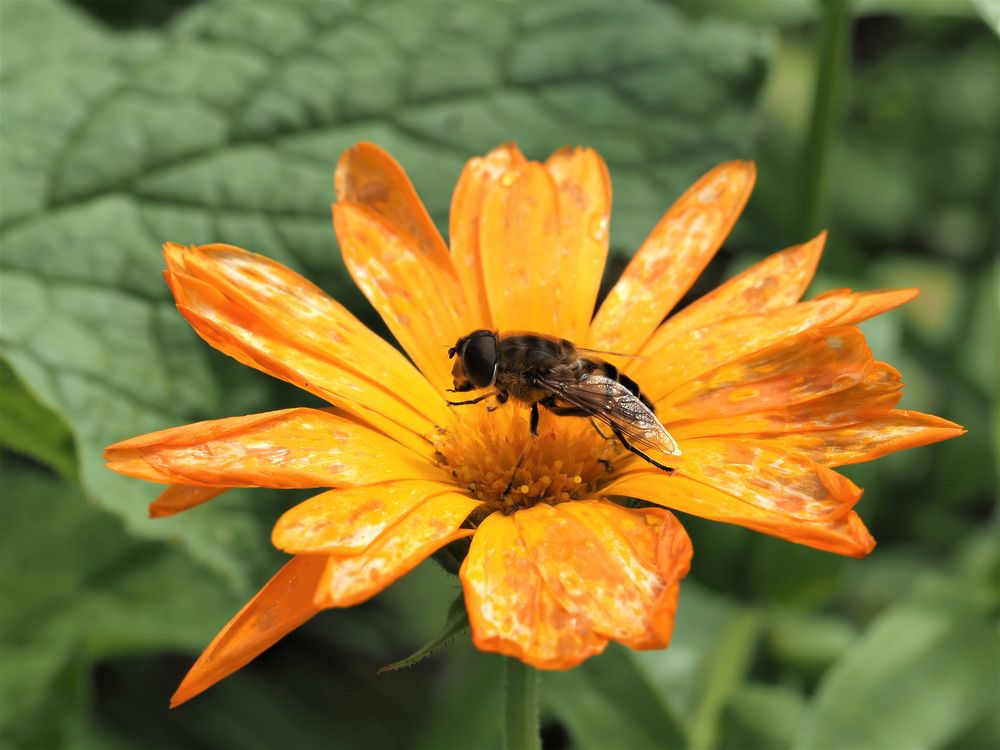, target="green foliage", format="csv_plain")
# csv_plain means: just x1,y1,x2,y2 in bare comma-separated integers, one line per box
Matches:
1,0,996,748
